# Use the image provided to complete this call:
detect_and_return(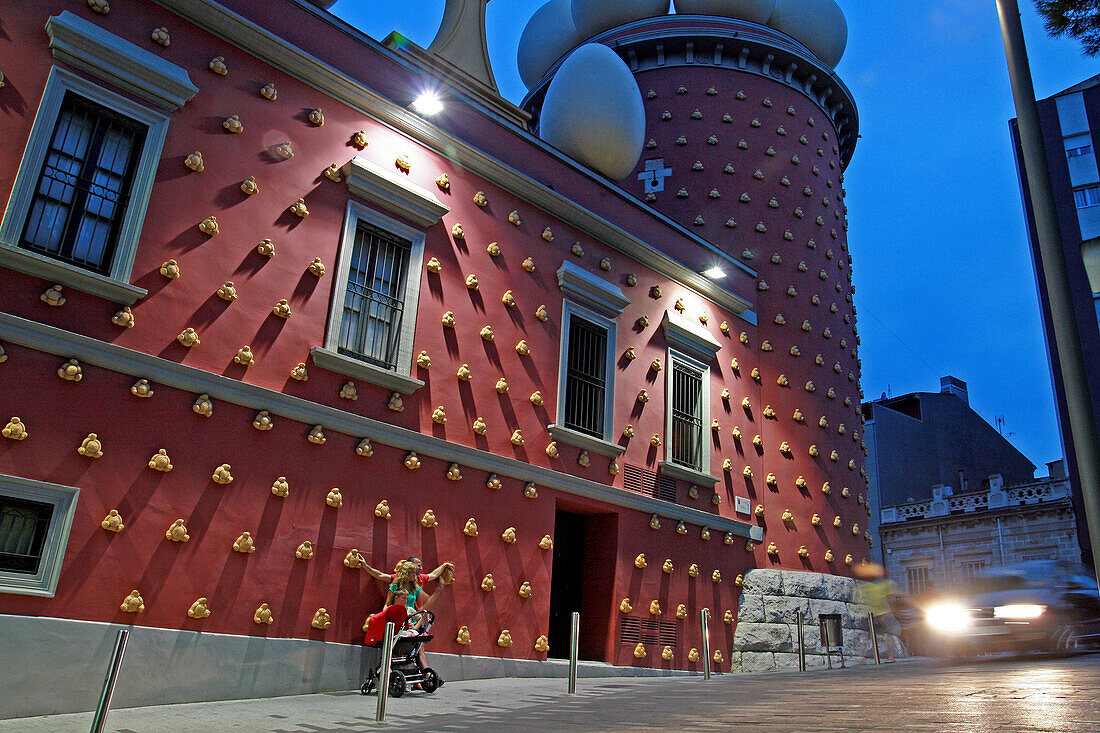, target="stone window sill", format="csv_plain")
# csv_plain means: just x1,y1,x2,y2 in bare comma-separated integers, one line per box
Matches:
0,244,146,305
547,424,626,458
658,460,720,487
310,347,424,395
